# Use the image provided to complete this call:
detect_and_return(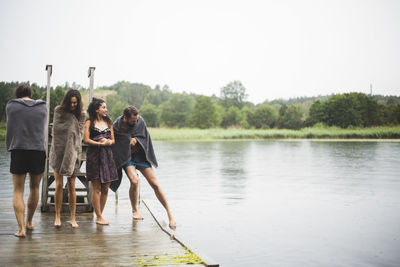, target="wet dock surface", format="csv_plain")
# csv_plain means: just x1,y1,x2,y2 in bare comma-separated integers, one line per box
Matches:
0,199,207,266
